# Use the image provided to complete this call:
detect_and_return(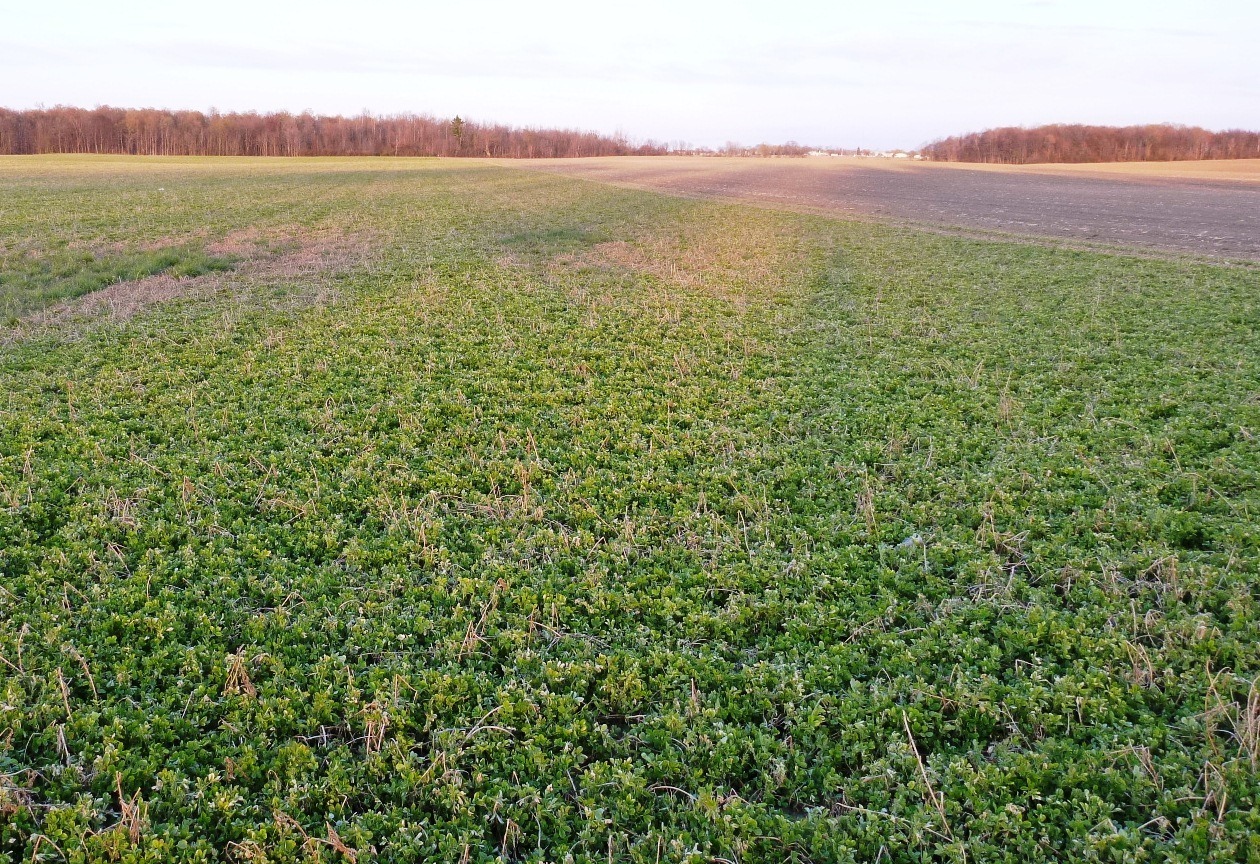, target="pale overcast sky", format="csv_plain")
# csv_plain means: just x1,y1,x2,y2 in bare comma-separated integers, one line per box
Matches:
3,0,1256,150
